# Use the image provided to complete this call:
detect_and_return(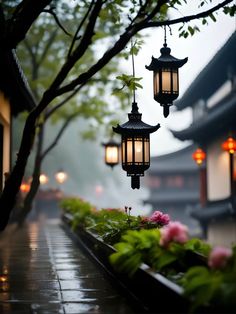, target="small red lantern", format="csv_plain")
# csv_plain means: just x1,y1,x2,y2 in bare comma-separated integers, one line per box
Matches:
192,148,206,165
222,137,236,154
20,182,30,193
